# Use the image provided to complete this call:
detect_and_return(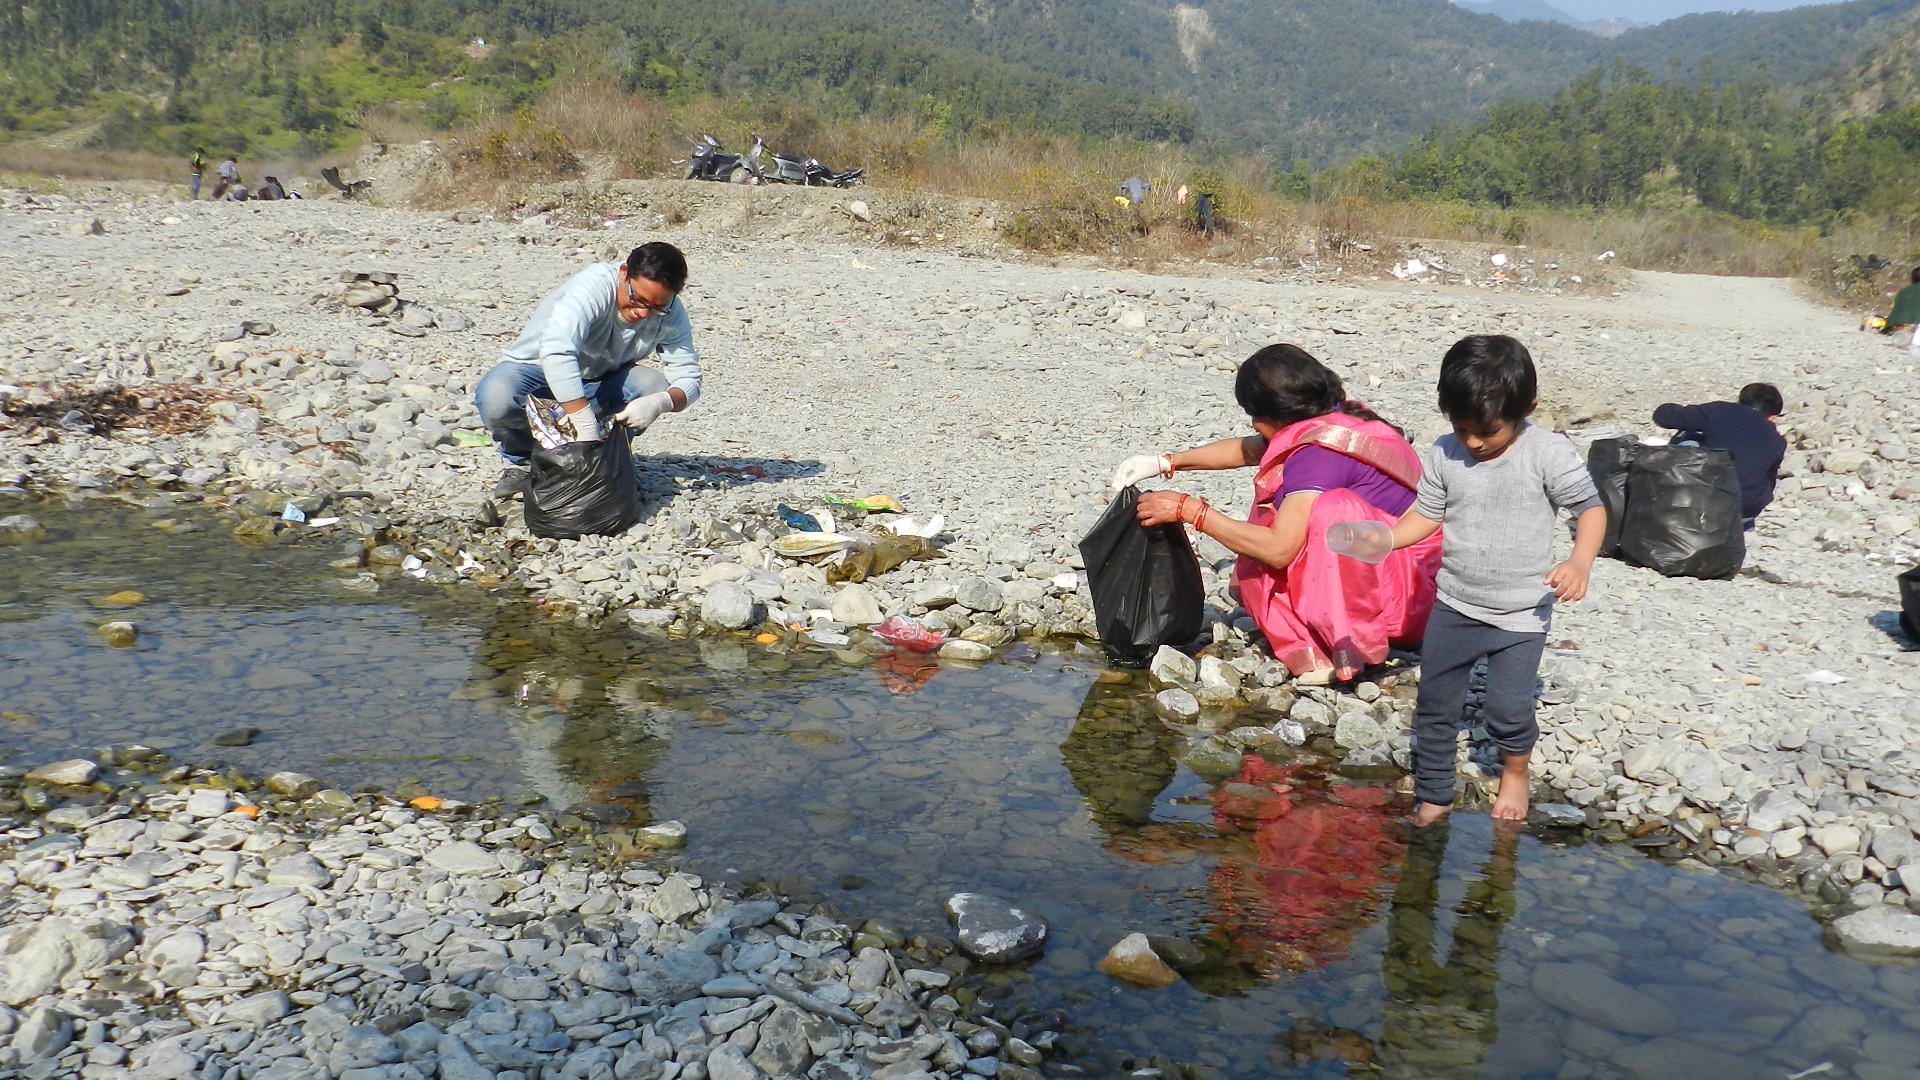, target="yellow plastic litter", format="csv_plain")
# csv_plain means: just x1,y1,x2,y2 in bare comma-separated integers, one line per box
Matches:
233,804,260,819
97,590,146,606
450,431,491,448
754,632,779,644
824,494,904,513
409,796,444,810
